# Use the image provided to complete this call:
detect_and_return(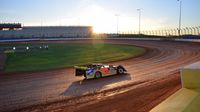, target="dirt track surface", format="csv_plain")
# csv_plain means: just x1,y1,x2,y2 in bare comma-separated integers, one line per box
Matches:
0,40,200,112
63,72,181,112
